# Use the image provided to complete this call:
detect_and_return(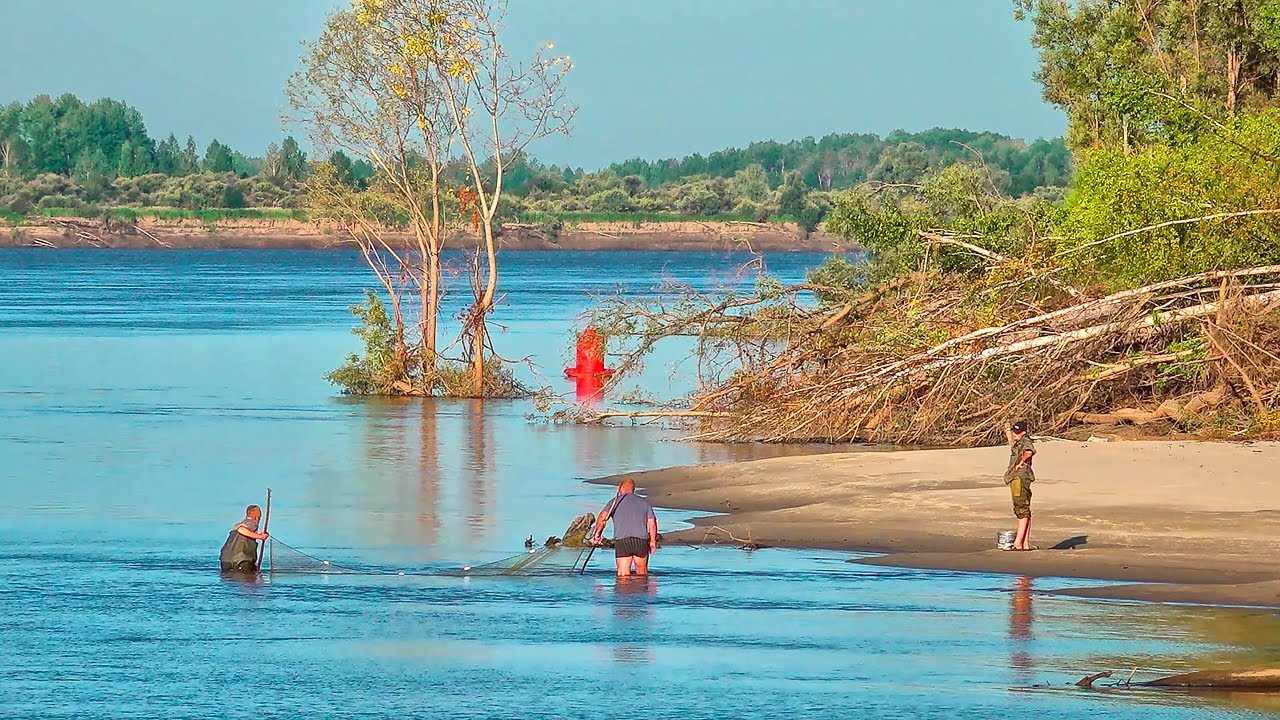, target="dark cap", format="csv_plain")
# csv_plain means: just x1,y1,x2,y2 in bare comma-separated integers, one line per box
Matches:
1010,421,1029,434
